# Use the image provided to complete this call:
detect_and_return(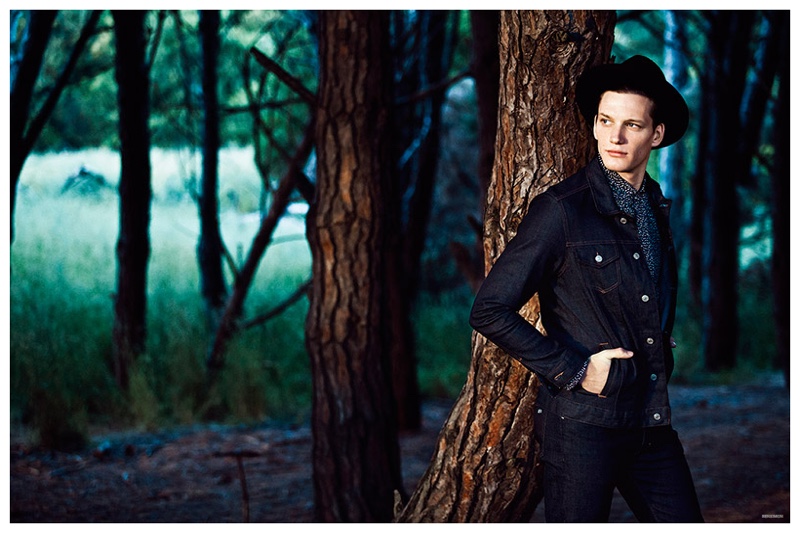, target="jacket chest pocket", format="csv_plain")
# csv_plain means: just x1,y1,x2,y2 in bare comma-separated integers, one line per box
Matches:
575,245,621,294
